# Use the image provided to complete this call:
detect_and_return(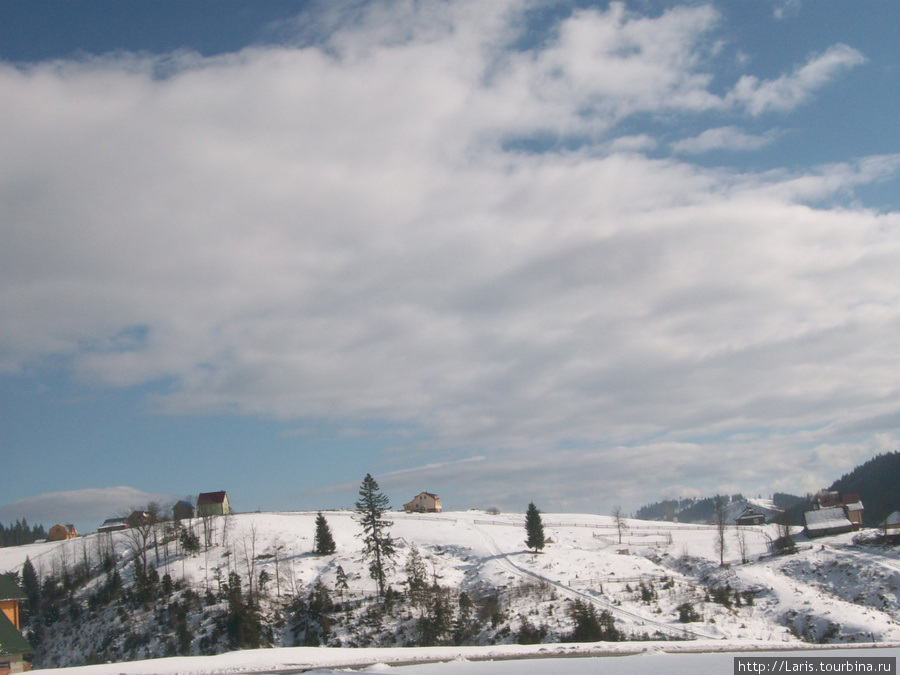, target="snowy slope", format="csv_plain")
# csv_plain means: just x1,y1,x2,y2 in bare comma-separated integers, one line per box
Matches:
1,509,899,671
